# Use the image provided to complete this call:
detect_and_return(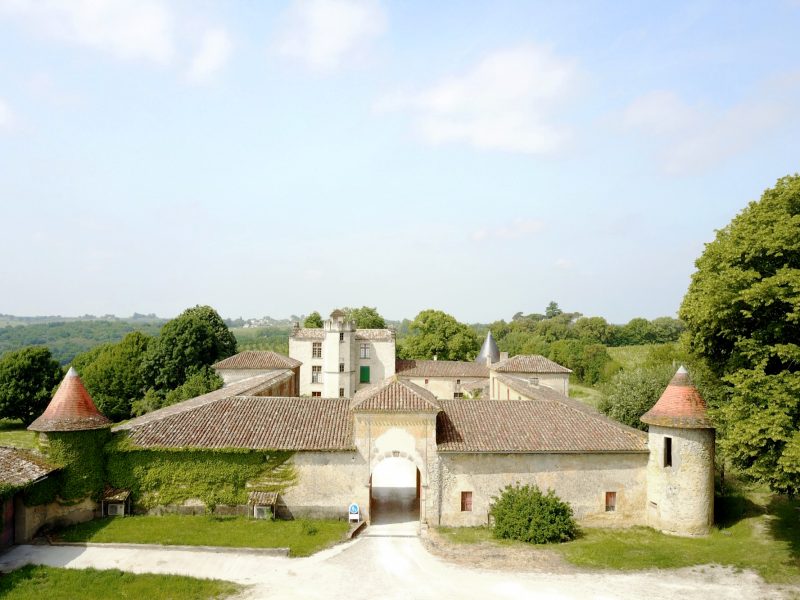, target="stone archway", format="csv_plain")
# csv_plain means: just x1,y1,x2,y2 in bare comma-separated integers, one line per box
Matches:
369,452,425,526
